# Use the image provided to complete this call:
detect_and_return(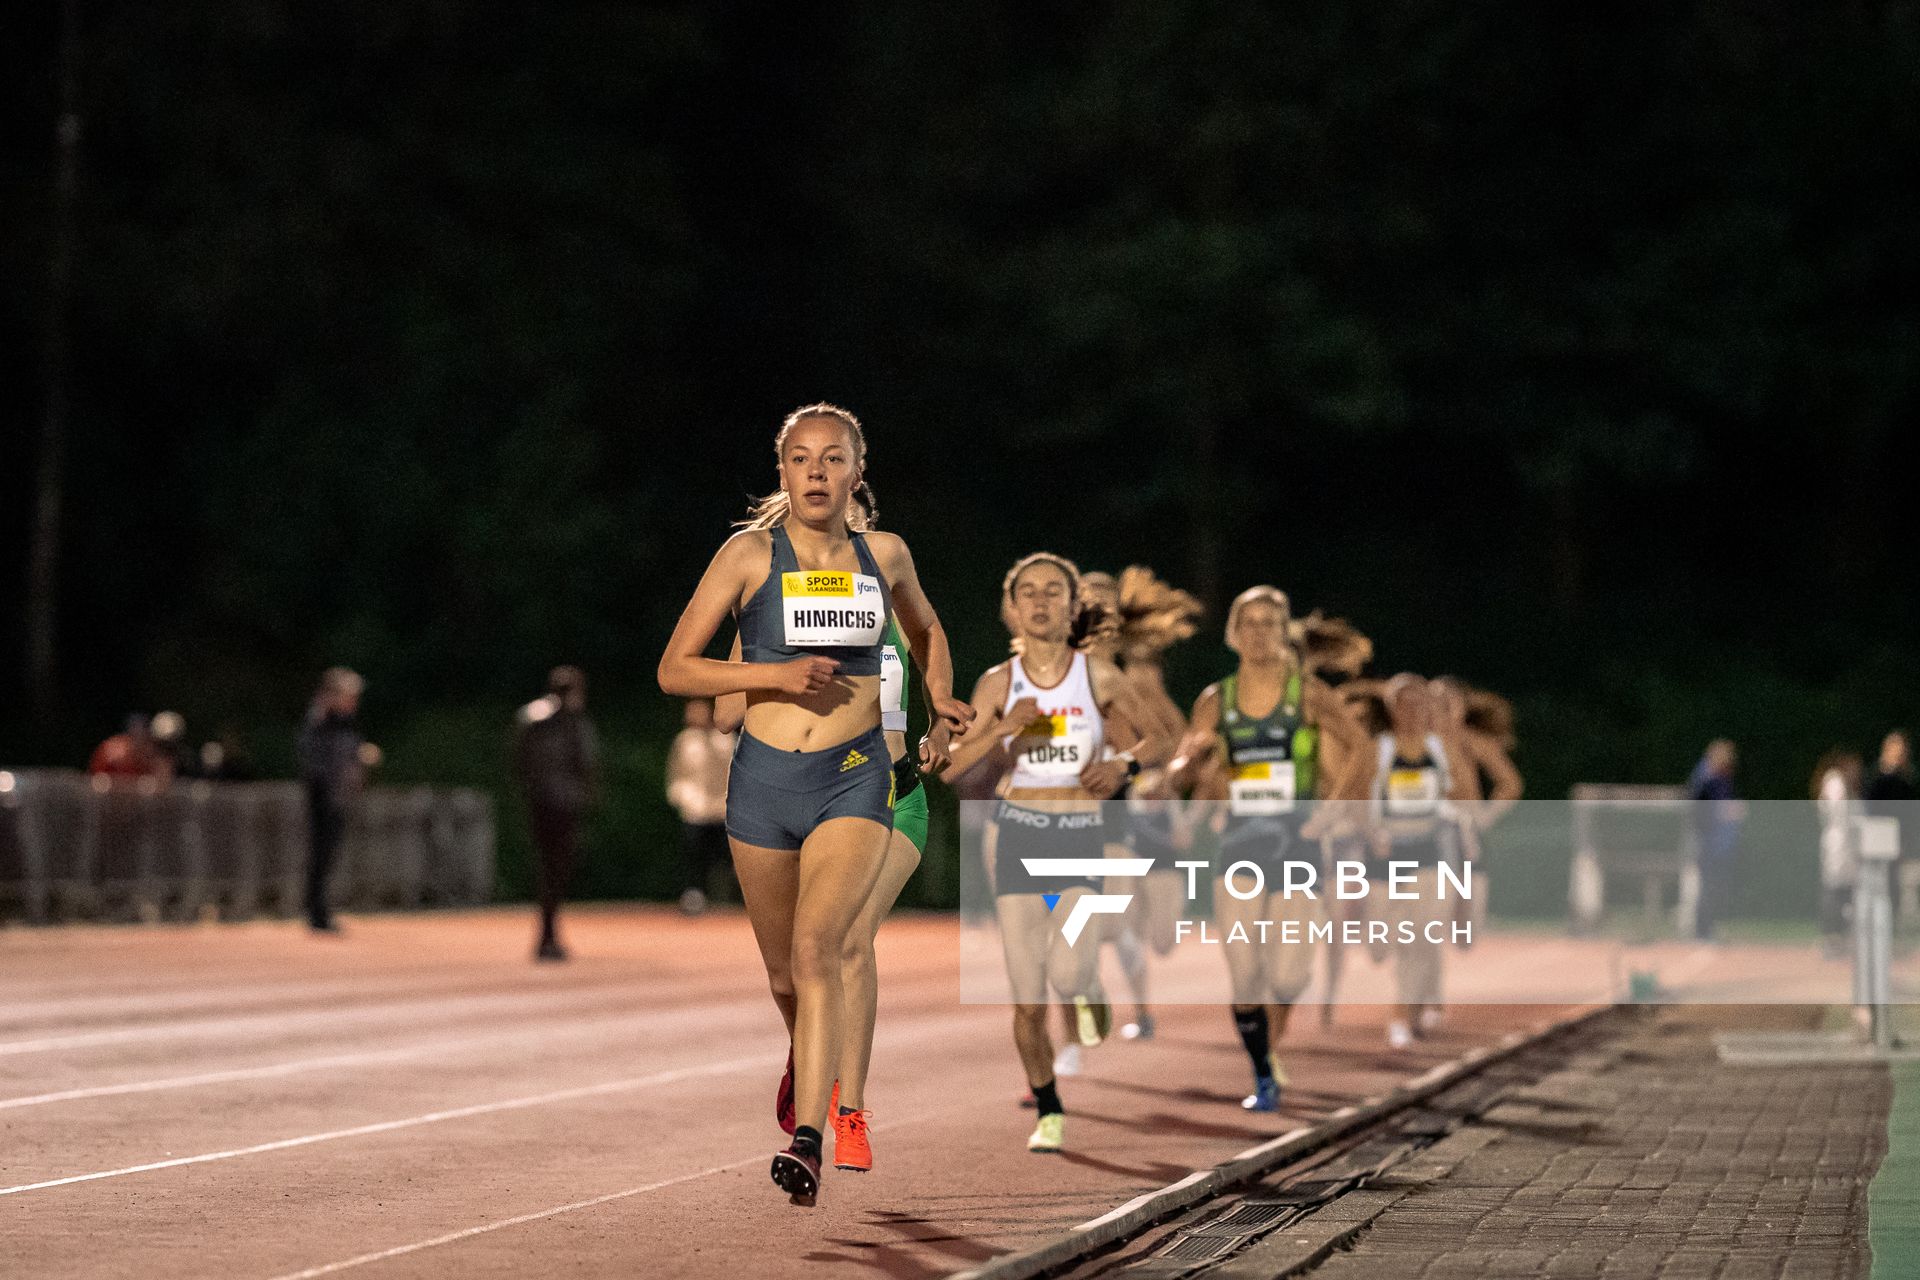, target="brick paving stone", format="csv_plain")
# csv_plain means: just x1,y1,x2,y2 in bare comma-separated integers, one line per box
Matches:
1290,1008,1890,1280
